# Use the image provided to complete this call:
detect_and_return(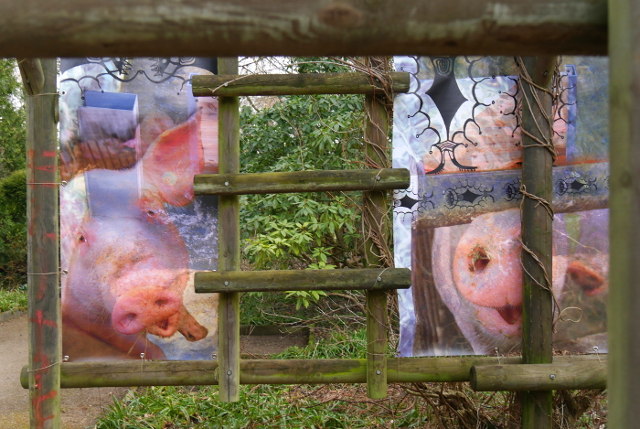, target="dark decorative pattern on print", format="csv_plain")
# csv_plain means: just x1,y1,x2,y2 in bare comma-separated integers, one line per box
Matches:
399,57,520,175
397,57,472,175
61,57,198,94
551,65,577,143
466,57,521,149
503,178,523,201
555,171,598,196
424,57,476,174
393,188,435,221
443,180,494,209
